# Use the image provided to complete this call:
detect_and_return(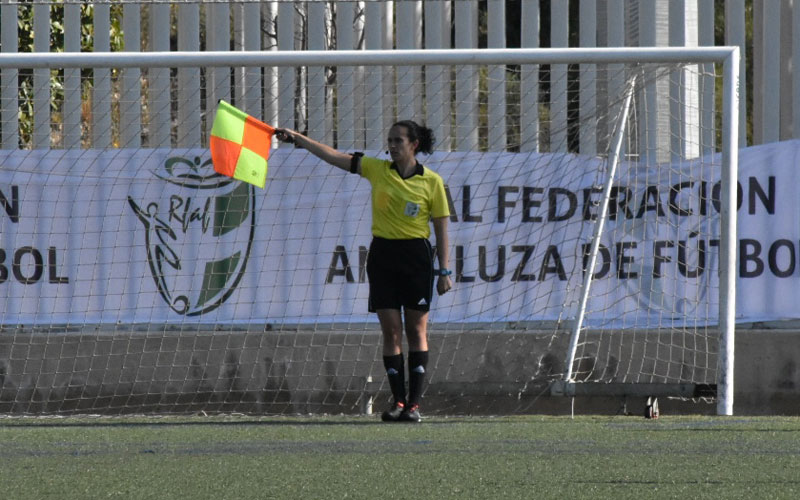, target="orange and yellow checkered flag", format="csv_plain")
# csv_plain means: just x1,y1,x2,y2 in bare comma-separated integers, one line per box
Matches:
210,100,274,188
